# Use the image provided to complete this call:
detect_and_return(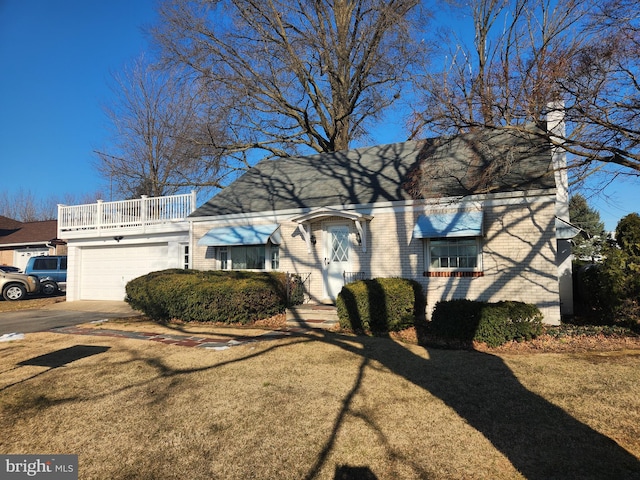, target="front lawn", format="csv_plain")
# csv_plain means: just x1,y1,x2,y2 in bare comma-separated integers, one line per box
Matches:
1,320,639,479
0,295,65,312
